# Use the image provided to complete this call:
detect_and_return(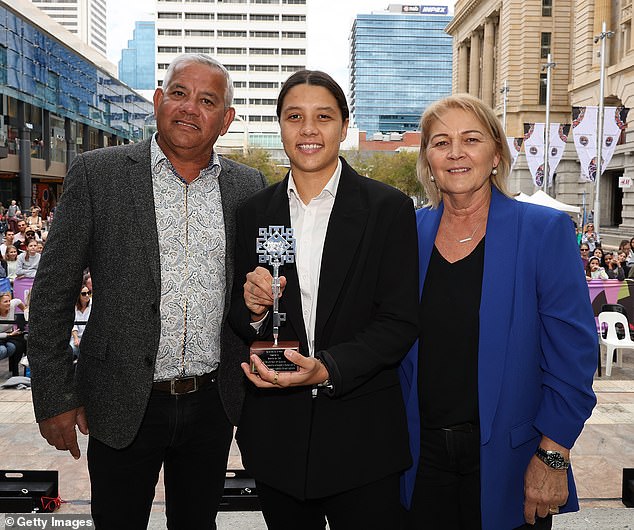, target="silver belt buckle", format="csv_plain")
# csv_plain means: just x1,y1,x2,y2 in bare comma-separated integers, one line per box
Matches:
170,375,197,395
